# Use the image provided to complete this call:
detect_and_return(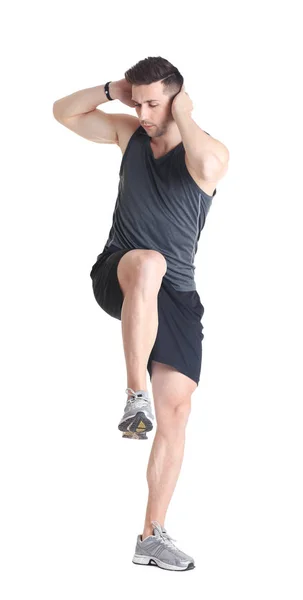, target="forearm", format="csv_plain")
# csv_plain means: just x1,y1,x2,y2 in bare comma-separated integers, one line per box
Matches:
53,82,117,119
